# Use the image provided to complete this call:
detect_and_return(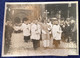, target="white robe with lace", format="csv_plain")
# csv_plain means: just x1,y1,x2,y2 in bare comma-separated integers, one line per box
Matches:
52,25,62,40
30,23,41,40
